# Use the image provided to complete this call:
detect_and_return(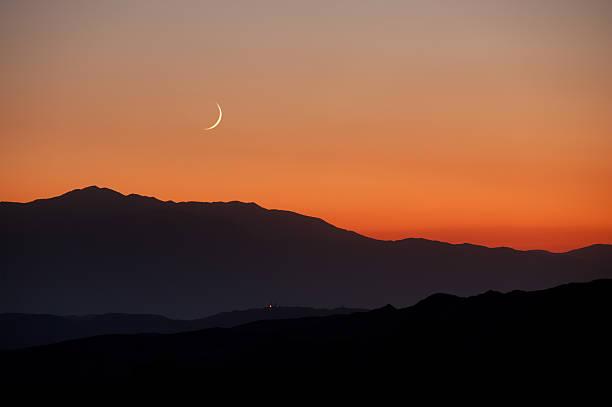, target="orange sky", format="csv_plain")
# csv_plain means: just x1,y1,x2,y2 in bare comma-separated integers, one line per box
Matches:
1,0,611,251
